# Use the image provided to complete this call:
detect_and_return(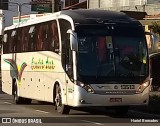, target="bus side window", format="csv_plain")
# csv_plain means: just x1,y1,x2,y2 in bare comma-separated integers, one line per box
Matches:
43,23,50,50
36,24,43,51
8,31,13,53
5,30,17,53
49,21,59,53
17,28,22,52
28,26,36,51
21,27,29,52
42,23,49,51
11,30,18,52
3,31,10,54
